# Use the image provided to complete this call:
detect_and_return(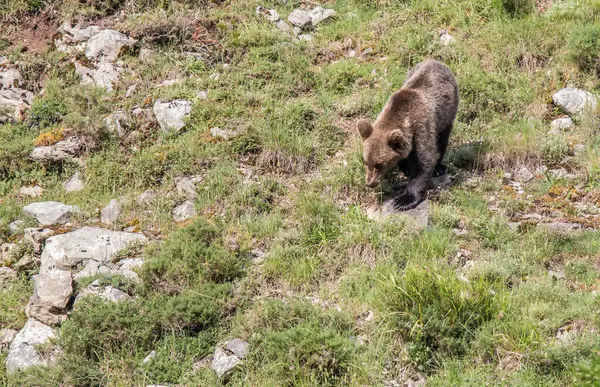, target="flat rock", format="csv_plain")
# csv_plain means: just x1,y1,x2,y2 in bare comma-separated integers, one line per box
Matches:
538,221,581,234
24,228,54,254
176,176,203,199
0,88,34,122
0,68,22,89
30,140,82,163
27,270,72,325
367,199,429,229
20,185,44,197
101,199,122,224
552,88,597,115
5,319,57,373
173,200,196,222
40,226,147,274
288,9,312,27
153,99,192,133
226,339,249,359
85,29,137,62
212,347,241,379
23,201,81,226
550,117,574,131
64,171,85,192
